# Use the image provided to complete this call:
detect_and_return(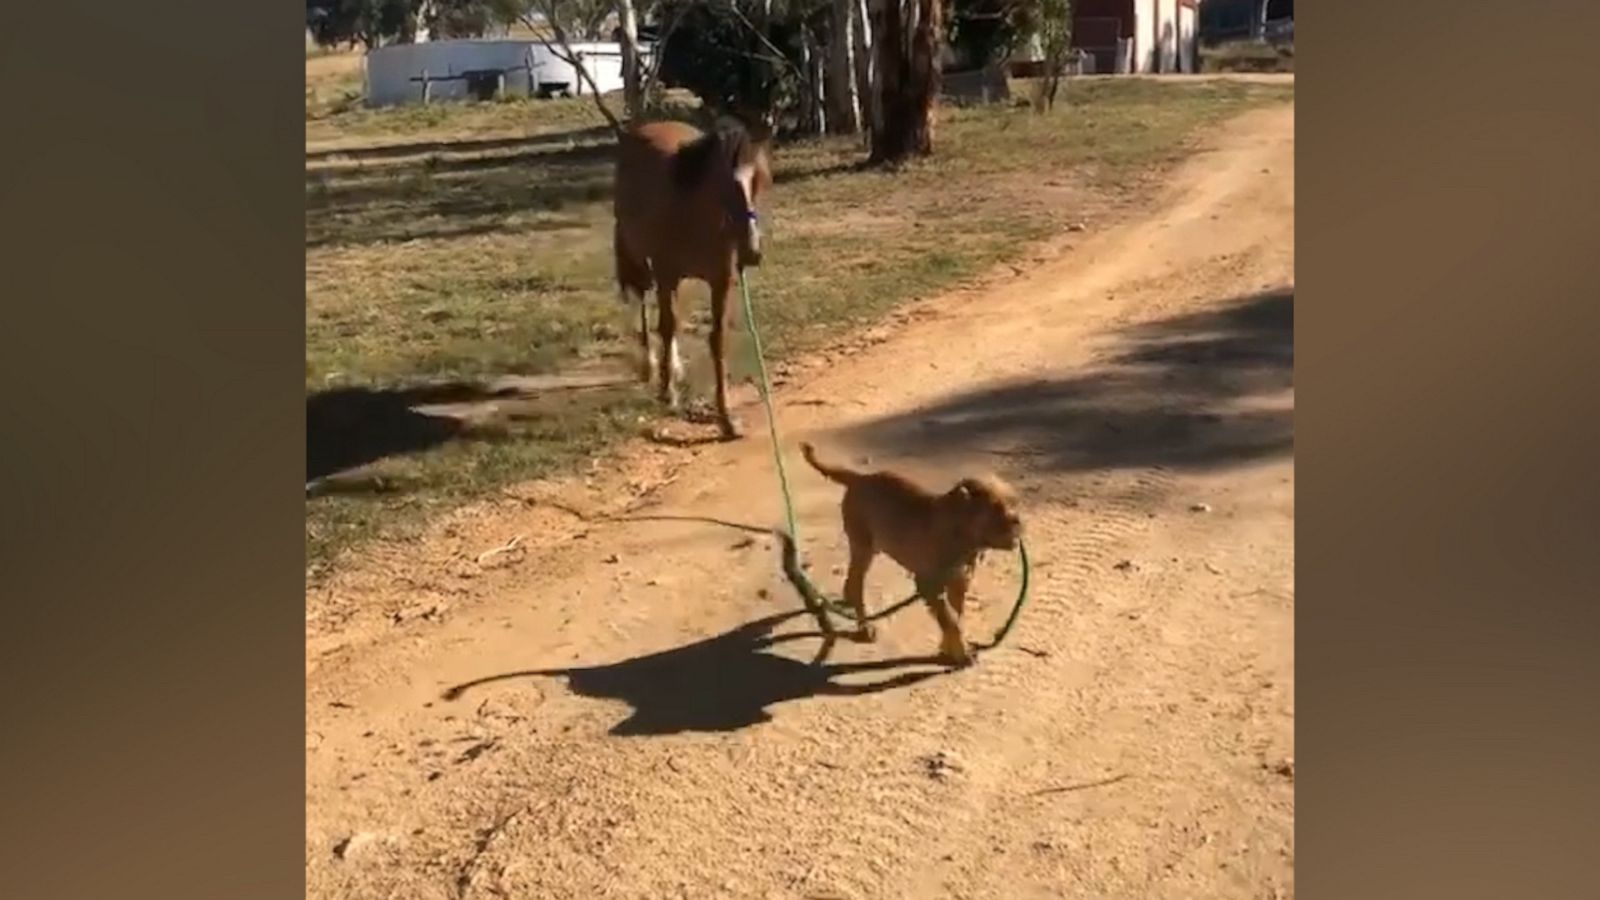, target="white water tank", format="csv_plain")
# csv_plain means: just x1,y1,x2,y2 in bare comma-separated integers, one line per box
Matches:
363,39,652,107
